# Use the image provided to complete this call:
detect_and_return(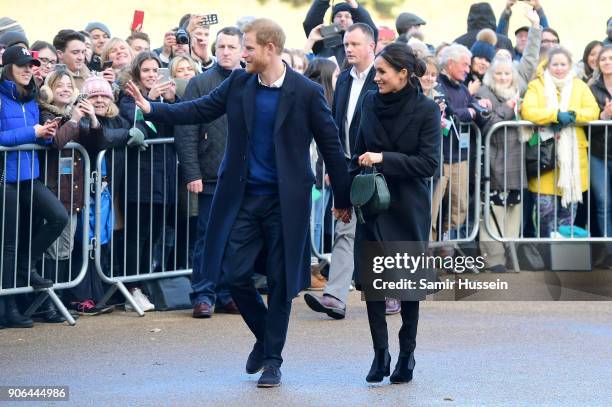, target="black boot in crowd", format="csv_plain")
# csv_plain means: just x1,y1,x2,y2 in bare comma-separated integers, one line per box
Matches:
3,296,33,328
